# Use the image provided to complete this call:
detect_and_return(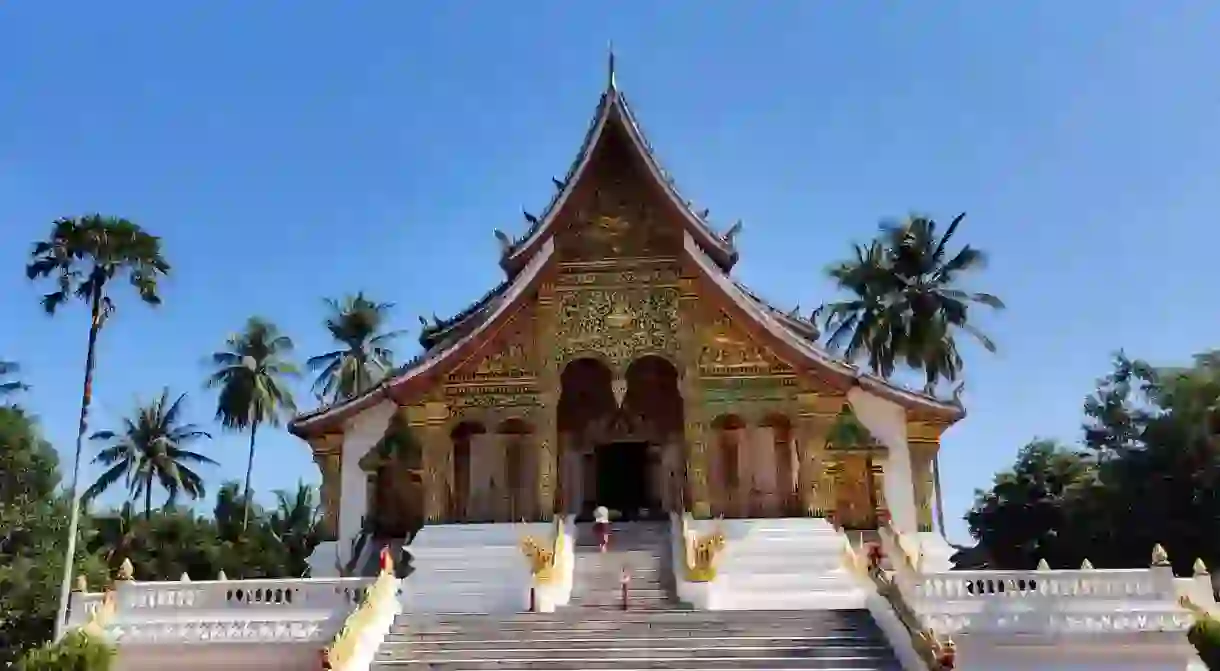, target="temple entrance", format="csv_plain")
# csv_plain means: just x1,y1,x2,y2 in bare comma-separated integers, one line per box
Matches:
557,355,685,518
593,441,654,520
